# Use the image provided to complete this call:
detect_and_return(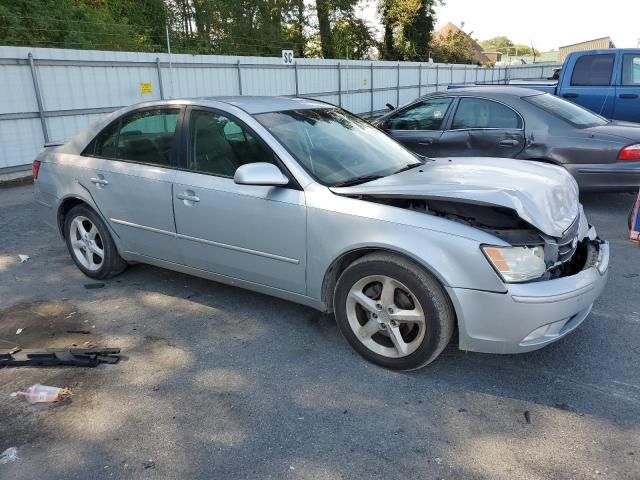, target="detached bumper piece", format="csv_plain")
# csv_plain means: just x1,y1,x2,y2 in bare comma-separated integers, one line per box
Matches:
0,348,120,368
